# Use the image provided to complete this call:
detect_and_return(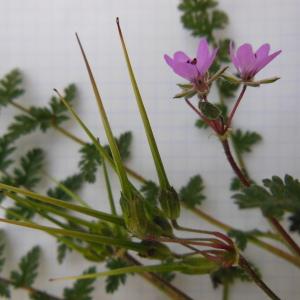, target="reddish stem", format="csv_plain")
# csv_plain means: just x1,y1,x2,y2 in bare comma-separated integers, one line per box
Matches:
222,139,250,186
185,98,218,133
239,255,280,300
225,85,247,130
221,139,300,257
